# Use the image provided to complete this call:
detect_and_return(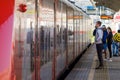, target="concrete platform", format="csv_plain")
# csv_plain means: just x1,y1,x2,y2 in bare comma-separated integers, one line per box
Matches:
65,44,120,80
